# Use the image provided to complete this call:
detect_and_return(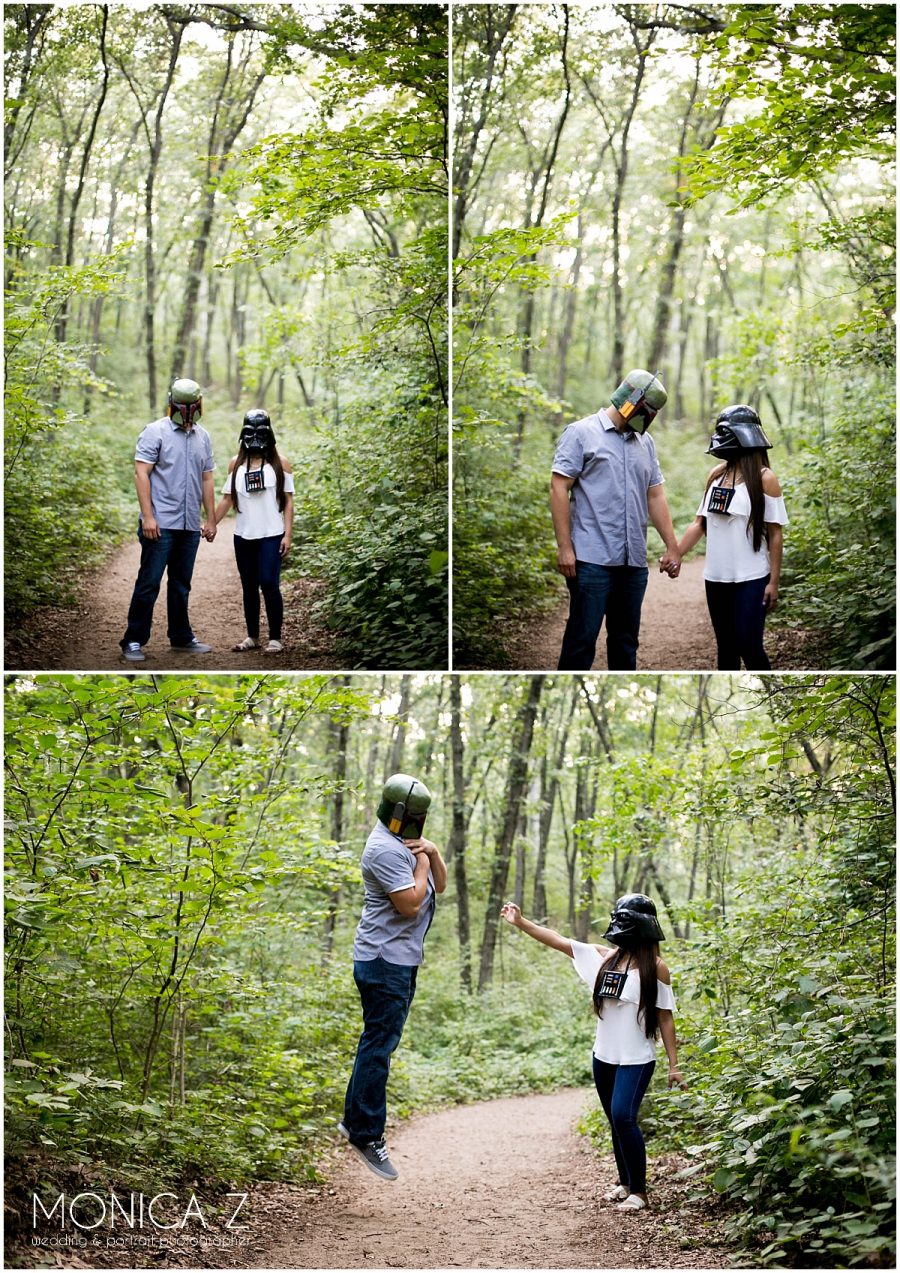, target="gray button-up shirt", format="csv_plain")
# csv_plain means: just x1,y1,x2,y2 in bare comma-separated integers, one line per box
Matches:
135,417,215,532
552,409,664,567
352,820,436,966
